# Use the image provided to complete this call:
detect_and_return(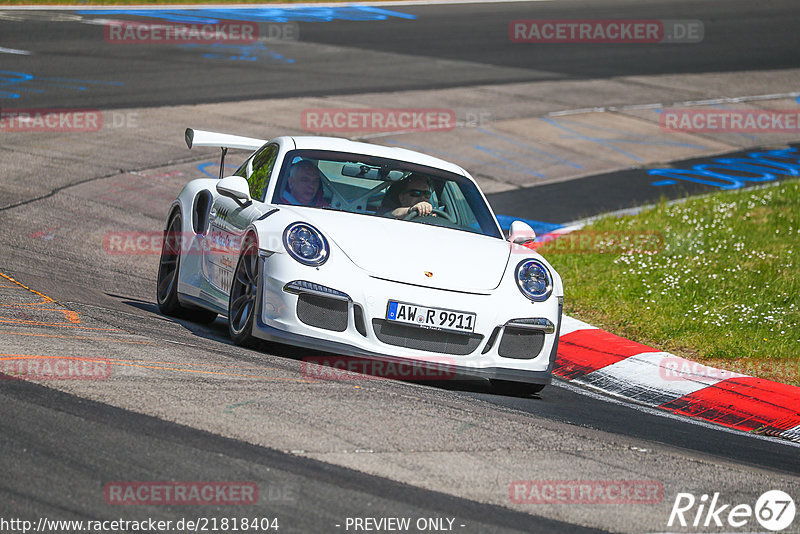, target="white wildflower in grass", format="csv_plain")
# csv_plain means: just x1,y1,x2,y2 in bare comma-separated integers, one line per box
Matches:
543,179,800,385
